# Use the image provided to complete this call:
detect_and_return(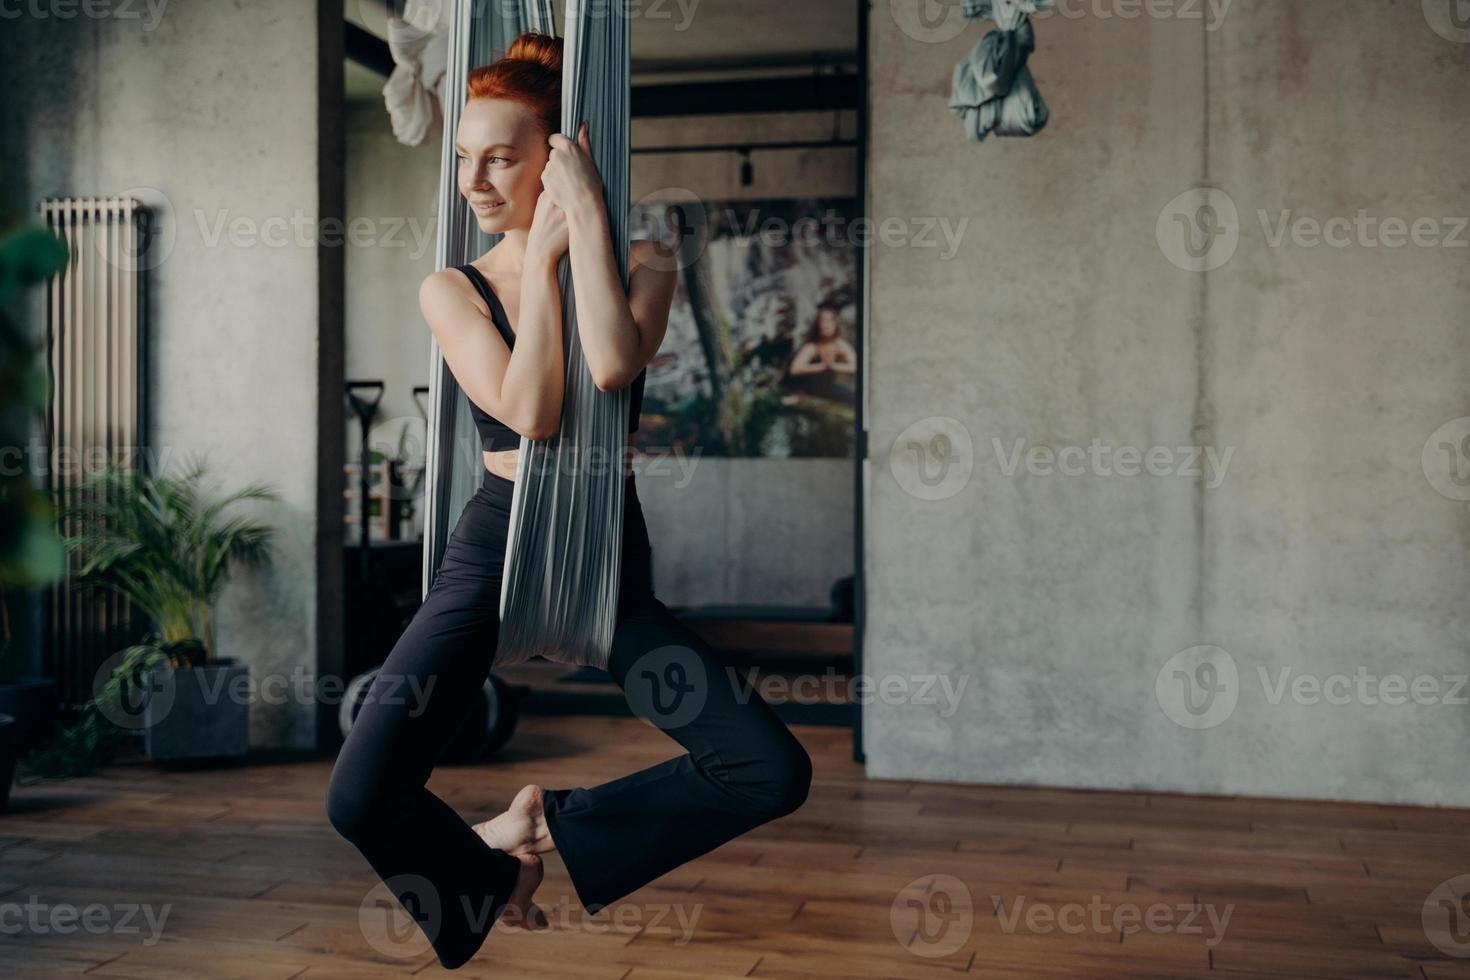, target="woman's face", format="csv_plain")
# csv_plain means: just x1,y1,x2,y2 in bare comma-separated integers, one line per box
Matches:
817,307,840,338
455,98,551,235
